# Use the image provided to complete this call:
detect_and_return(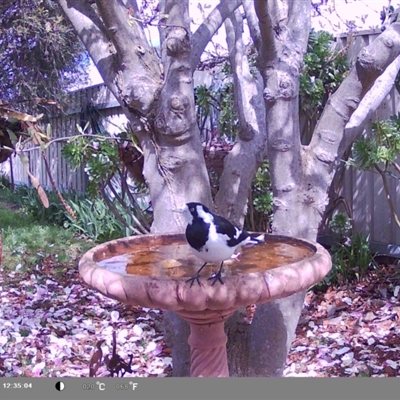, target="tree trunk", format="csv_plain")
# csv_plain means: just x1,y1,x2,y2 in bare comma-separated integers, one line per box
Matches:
214,8,266,225
58,0,400,378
